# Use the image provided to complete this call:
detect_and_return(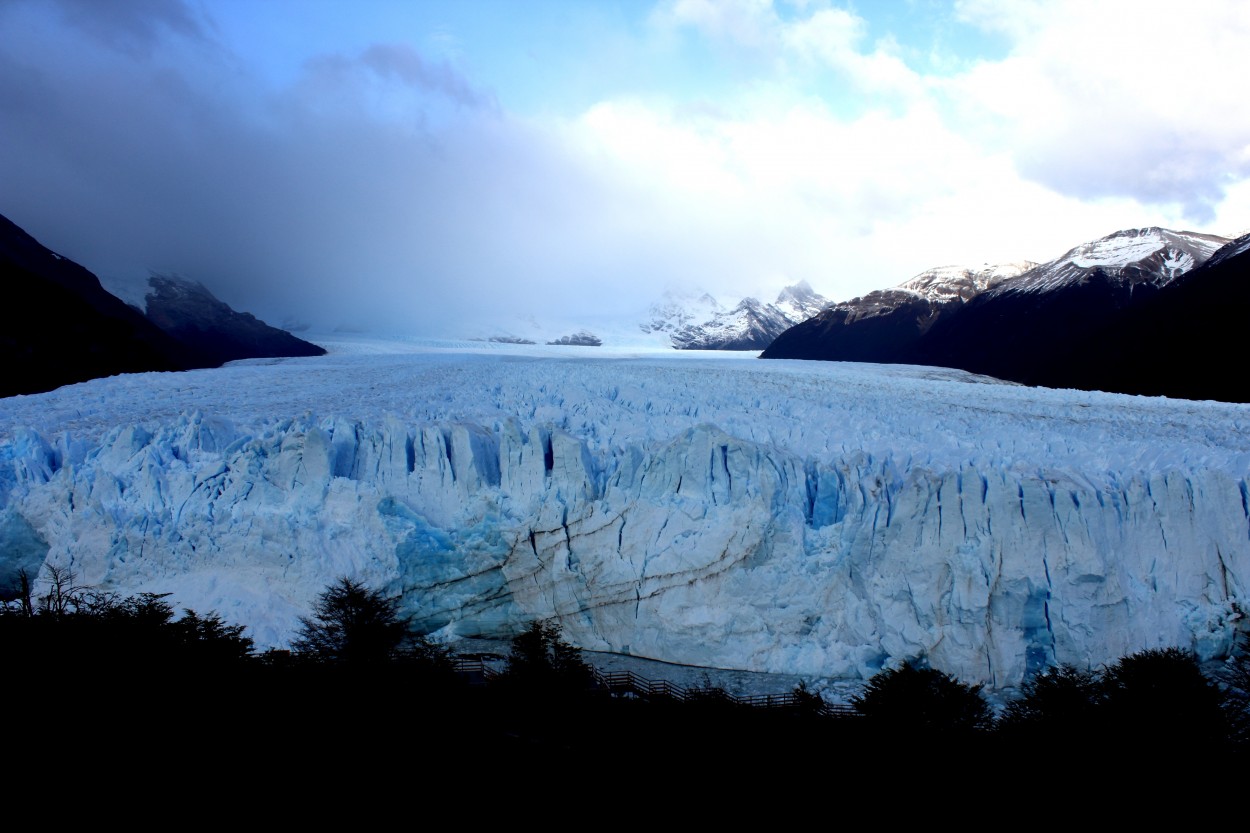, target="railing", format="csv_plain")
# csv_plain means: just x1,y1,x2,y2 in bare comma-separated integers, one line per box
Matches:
592,668,856,715
451,658,856,716
265,649,858,716
453,655,503,682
